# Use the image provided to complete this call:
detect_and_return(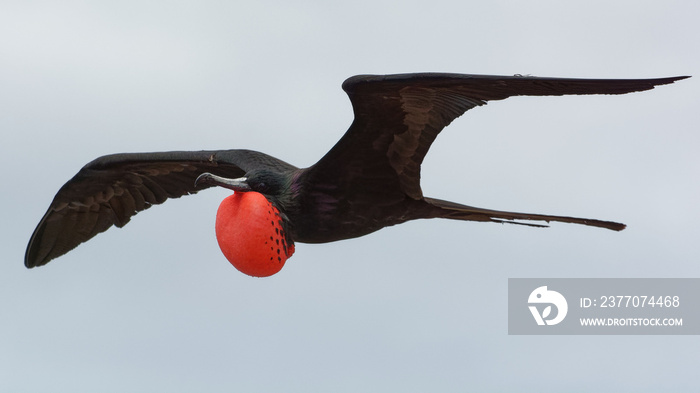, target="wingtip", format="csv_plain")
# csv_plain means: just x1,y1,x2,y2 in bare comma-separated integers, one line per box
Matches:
663,75,691,84
24,254,40,269
24,239,39,269
24,220,49,269
24,246,45,269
